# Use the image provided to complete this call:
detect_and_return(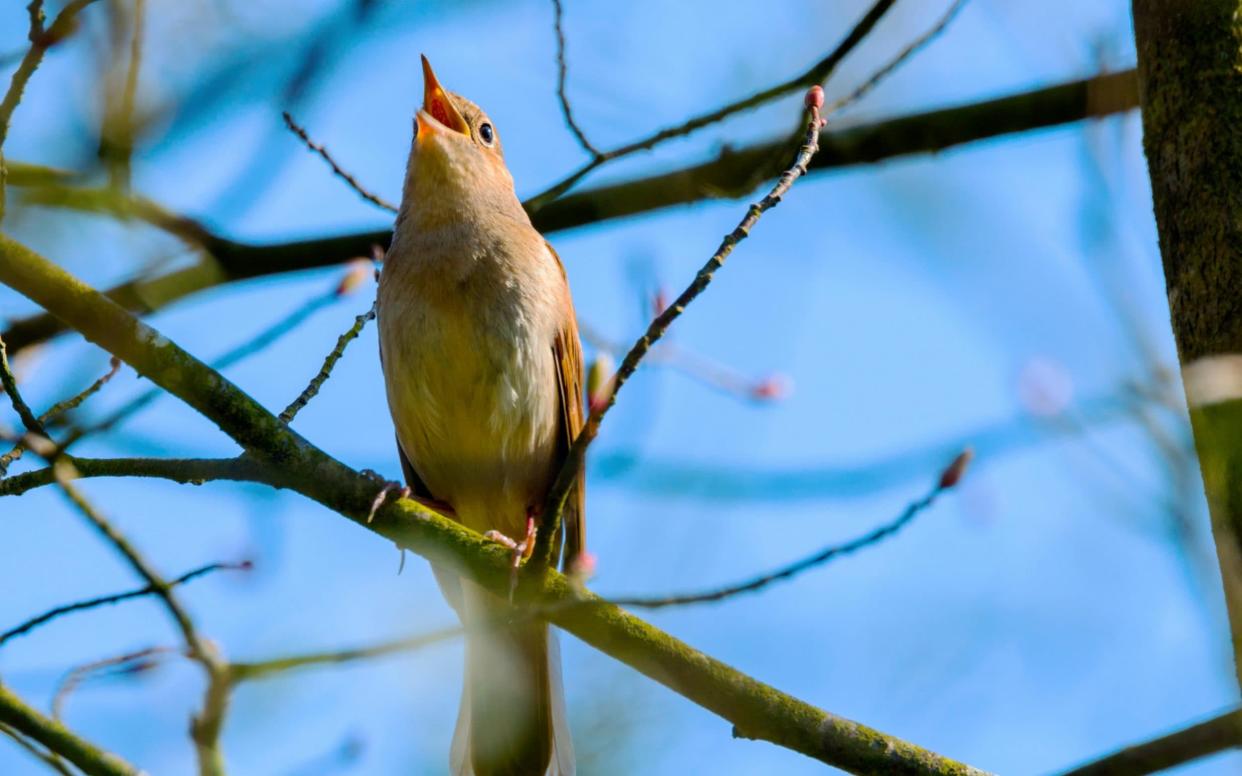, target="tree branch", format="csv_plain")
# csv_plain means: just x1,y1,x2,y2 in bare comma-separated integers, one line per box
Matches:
549,0,598,156
0,682,138,776
524,0,898,209
600,450,969,609
0,561,249,648
0,455,274,497
49,474,231,776
1058,707,1242,776
0,0,103,222
1,69,1138,357
536,90,823,569
535,68,1139,233
227,626,463,684
0,722,75,776
0,233,983,774
281,111,397,213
